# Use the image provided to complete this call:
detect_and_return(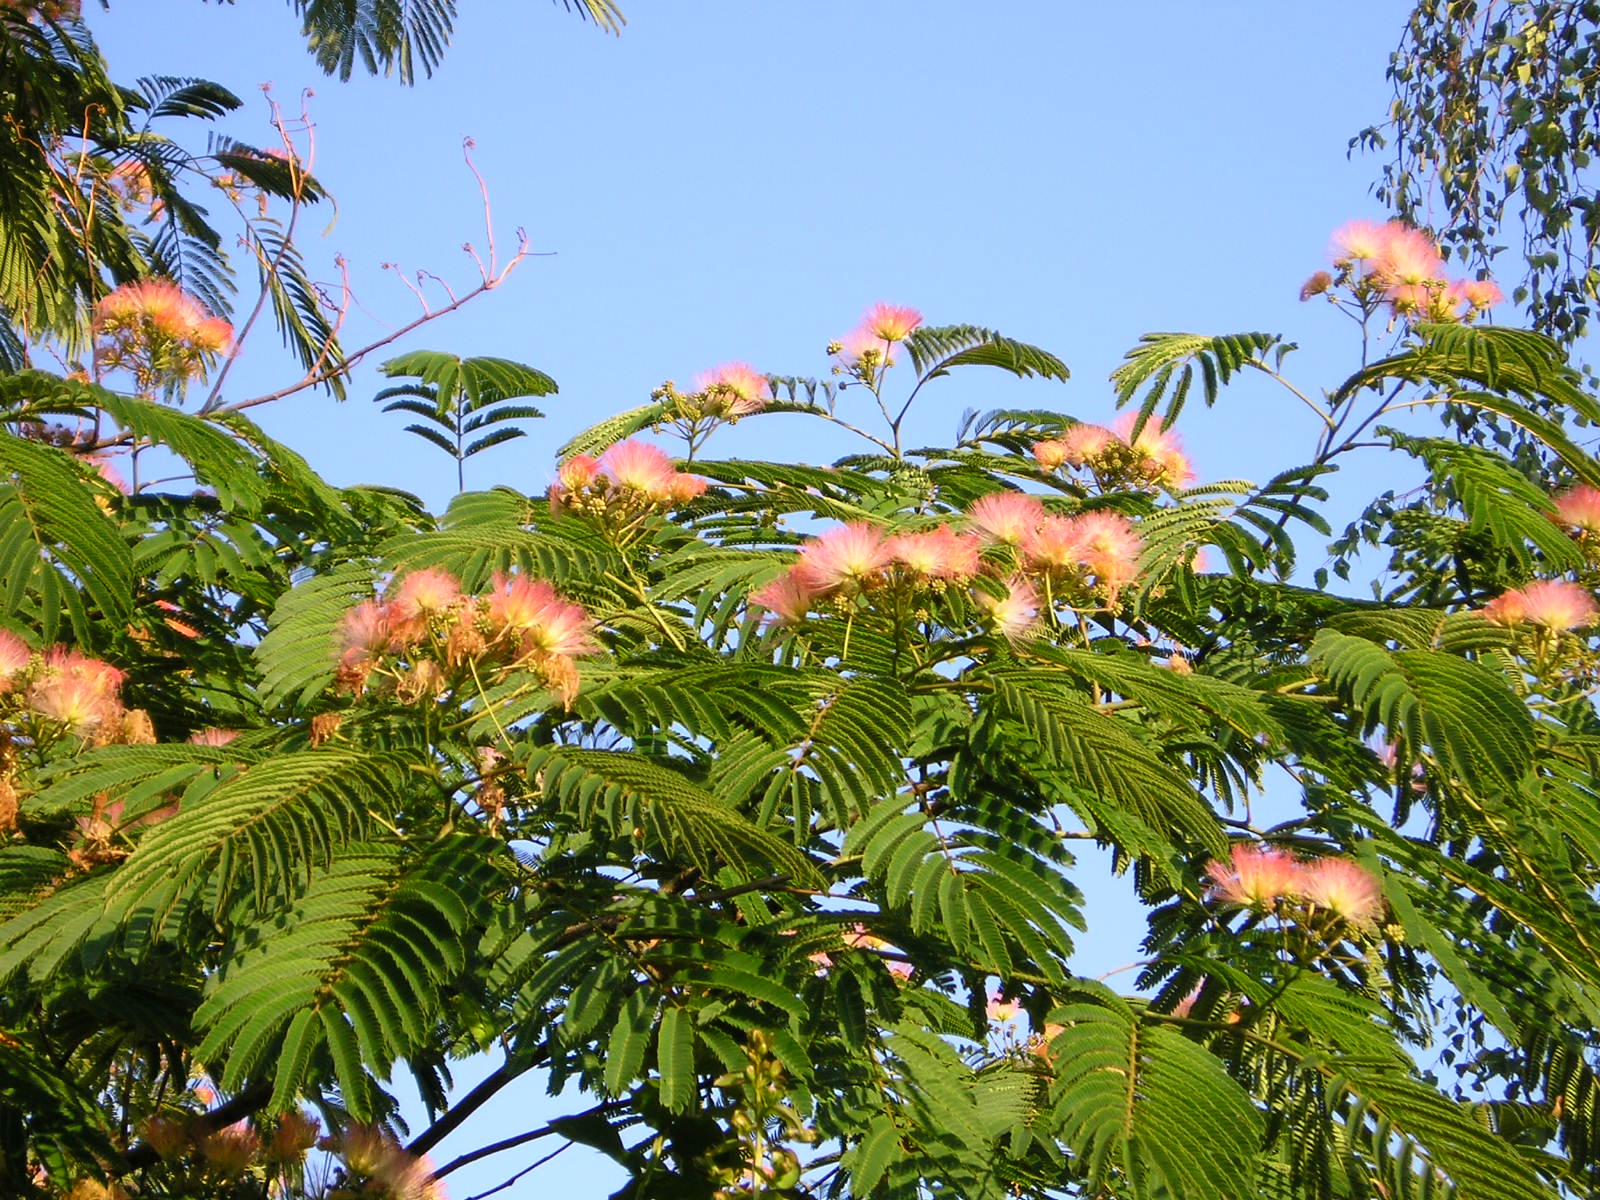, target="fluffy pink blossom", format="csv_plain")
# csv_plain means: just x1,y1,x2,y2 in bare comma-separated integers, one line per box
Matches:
27,649,125,736
966,491,1045,547
1554,486,1600,535
1059,423,1119,466
978,576,1040,640
832,327,897,369
1205,844,1303,911
557,454,601,491
1032,439,1070,471
667,472,708,504
485,574,598,659
794,523,893,593
1379,224,1446,285
337,1126,445,1200
1073,510,1143,595
0,630,31,689
749,568,820,625
338,599,393,671
1456,278,1504,310
694,362,770,416
599,439,679,497
1329,219,1392,267
1113,413,1194,487
1300,857,1384,928
387,568,462,622
1021,515,1089,574
861,303,923,342
1484,579,1598,631
987,995,1021,1024
885,526,982,581
188,728,239,747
